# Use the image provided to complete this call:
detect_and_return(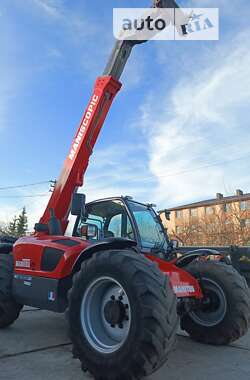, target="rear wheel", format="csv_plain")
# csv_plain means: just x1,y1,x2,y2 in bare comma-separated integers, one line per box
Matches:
181,261,250,345
0,254,22,328
67,250,178,380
